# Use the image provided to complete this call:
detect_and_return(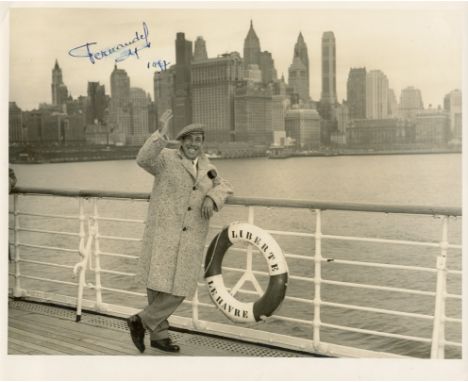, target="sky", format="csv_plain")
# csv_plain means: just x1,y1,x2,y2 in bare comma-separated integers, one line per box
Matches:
8,3,466,111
